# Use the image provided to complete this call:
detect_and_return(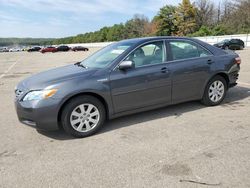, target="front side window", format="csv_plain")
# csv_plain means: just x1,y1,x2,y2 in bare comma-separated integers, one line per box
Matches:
125,41,166,68
170,41,211,61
